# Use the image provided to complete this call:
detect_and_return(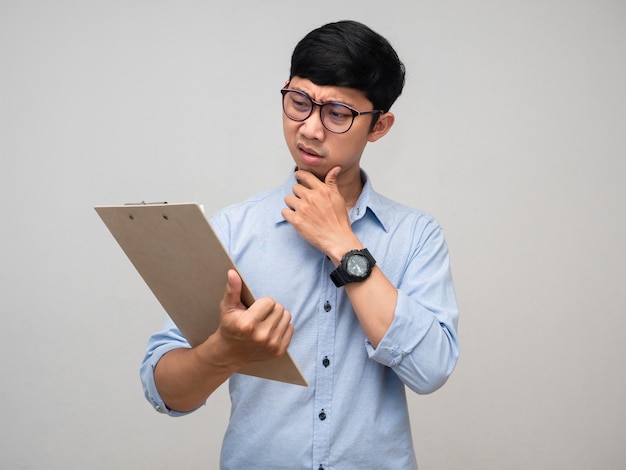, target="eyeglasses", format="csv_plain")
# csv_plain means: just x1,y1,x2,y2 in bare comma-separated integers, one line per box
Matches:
281,88,383,134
